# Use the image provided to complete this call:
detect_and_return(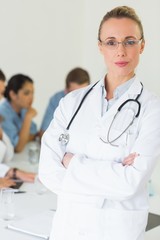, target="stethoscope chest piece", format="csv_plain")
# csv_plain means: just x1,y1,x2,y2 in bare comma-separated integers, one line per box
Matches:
59,133,69,145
